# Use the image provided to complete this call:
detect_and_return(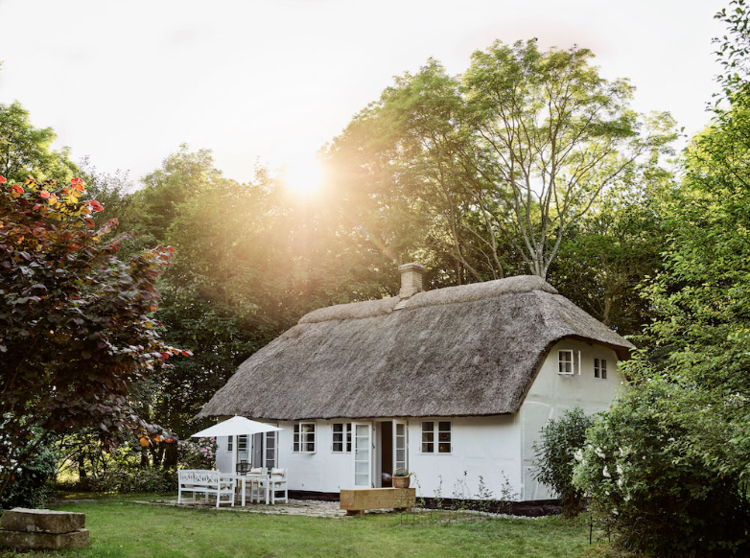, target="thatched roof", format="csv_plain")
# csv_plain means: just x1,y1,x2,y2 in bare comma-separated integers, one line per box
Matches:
199,275,634,421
